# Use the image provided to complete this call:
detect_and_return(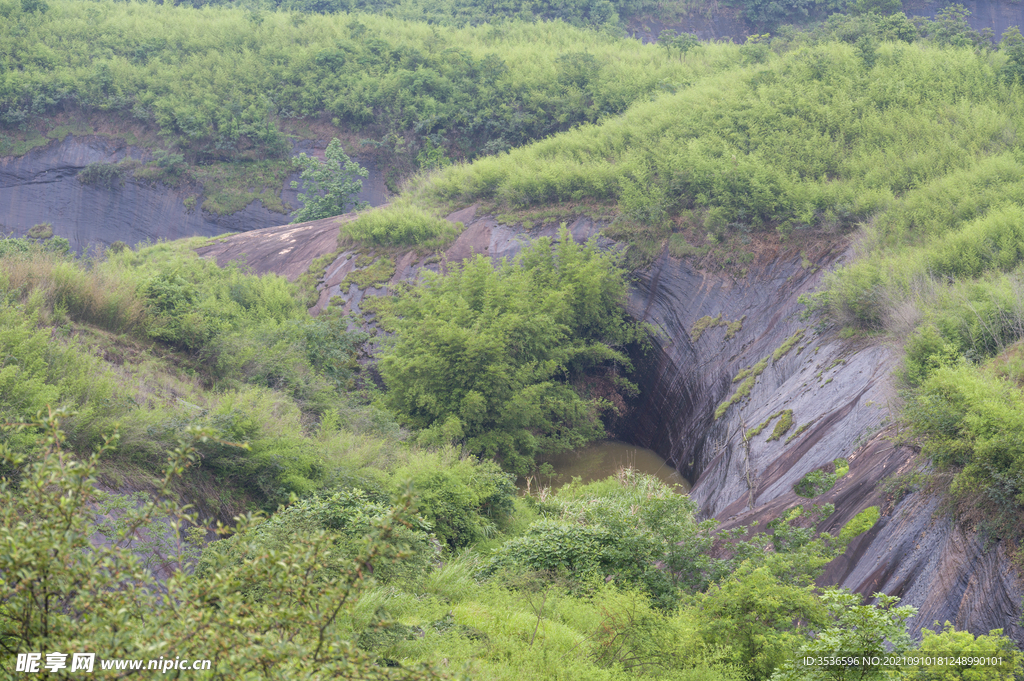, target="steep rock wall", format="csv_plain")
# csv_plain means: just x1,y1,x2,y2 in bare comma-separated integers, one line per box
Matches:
621,245,894,516
0,135,385,253
623,244,1023,642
